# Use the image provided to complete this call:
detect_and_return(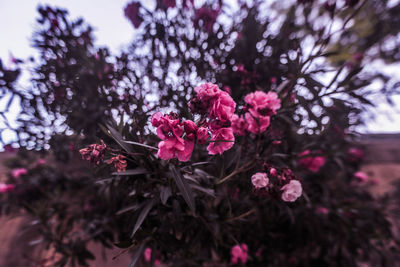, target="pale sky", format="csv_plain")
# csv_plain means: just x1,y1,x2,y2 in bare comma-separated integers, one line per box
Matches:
0,0,399,145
